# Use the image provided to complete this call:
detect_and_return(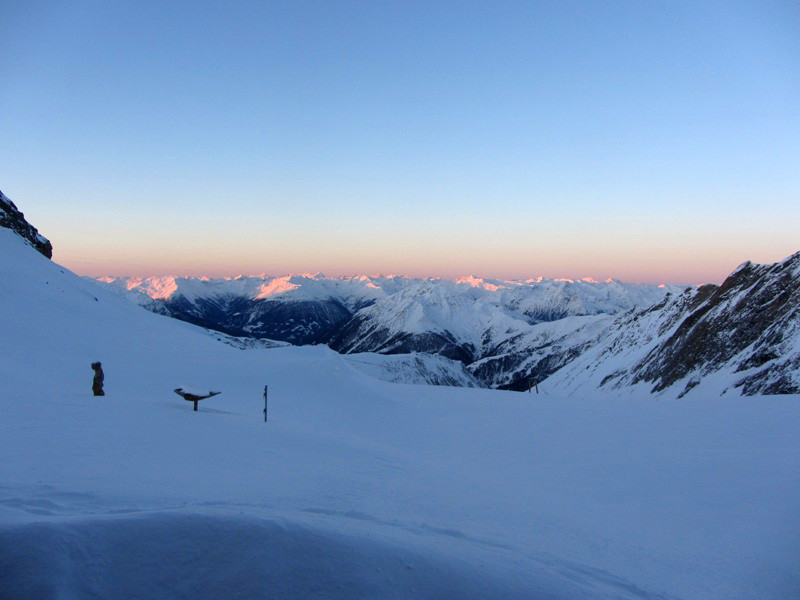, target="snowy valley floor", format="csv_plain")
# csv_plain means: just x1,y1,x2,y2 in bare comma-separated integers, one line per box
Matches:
2,348,799,599
1,229,800,599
